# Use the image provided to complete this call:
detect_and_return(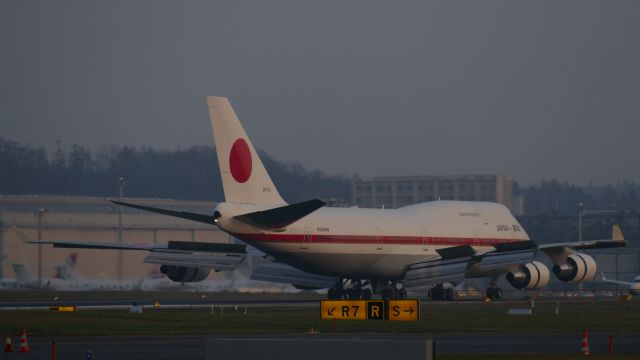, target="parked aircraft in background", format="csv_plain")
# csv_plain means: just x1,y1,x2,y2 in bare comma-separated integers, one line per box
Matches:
600,272,640,296
9,262,41,289
9,258,140,291
28,97,627,300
